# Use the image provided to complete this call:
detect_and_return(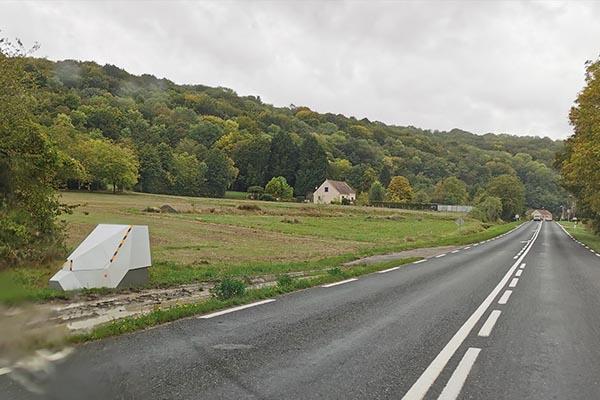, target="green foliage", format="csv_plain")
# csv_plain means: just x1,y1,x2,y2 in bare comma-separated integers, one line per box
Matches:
559,59,600,231
171,152,205,196
486,174,525,220
265,176,294,200
212,277,246,300
295,135,328,196
387,176,414,202
268,131,299,186
471,195,503,222
276,274,295,288
433,177,469,205
247,185,264,200
0,46,65,266
203,148,238,197
15,57,565,213
368,181,386,203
